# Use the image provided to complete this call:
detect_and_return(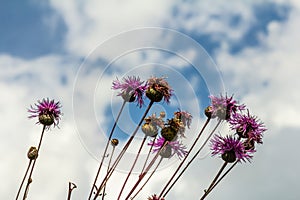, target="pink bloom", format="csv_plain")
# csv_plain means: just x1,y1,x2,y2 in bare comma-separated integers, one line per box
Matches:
112,76,147,107
148,137,187,159
209,94,245,120
210,134,255,163
28,98,62,127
